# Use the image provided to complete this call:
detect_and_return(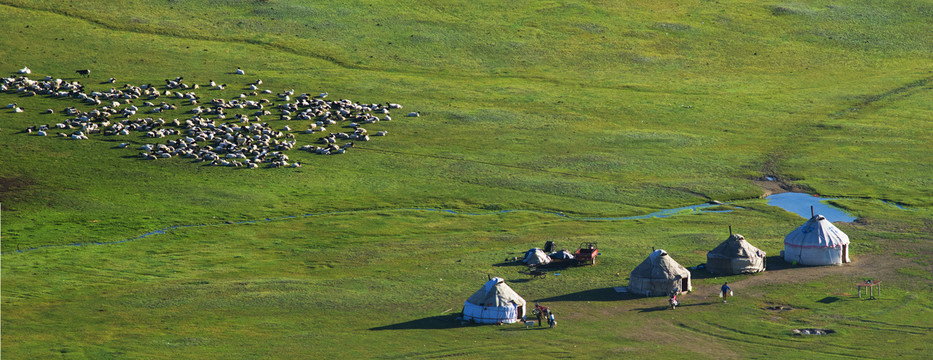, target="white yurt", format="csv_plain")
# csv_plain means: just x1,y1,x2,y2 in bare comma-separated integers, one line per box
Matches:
462,277,526,324
784,214,850,265
707,233,766,275
523,248,551,266
629,249,692,297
